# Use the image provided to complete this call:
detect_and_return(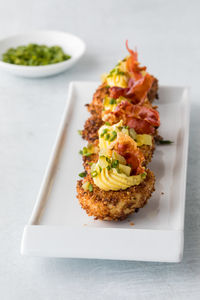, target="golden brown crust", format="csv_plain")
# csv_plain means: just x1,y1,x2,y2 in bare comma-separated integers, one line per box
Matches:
82,153,98,173
87,84,109,115
82,114,103,143
77,169,155,221
139,142,155,164
147,78,159,102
